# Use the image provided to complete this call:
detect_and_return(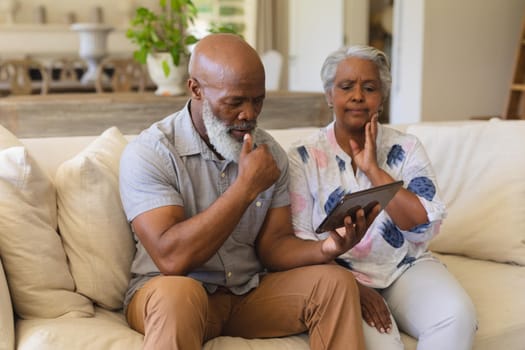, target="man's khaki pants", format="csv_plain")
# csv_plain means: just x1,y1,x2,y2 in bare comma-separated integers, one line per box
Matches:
127,264,364,350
